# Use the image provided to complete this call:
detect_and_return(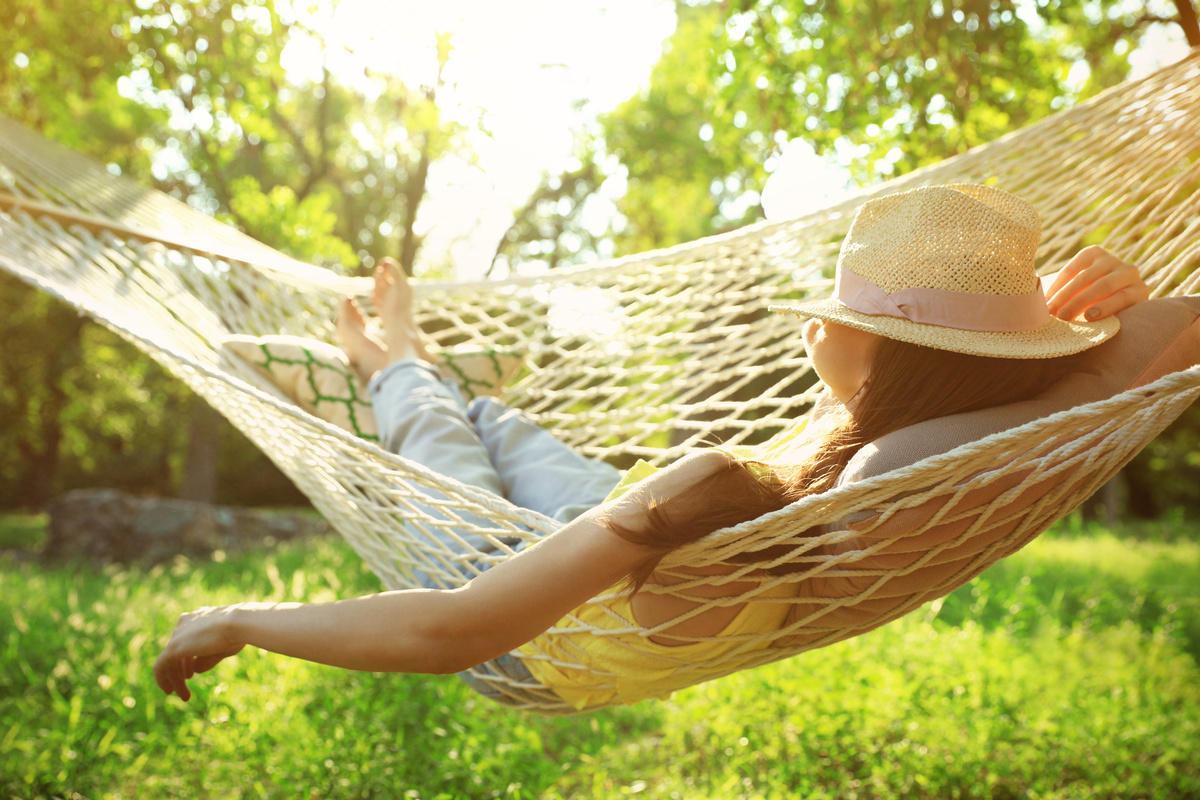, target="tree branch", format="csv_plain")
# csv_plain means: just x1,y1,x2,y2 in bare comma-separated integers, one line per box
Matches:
398,144,430,276
267,72,324,196
1172,0,1200,47
294,62,332,202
